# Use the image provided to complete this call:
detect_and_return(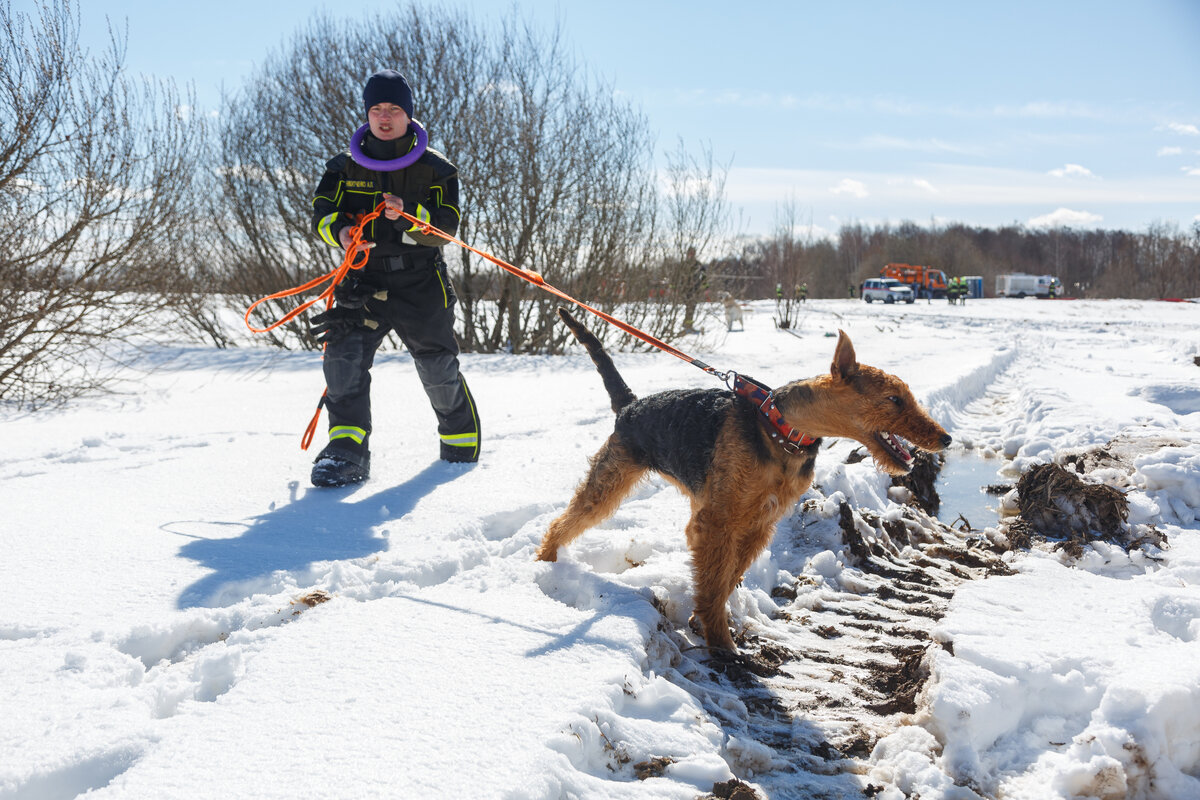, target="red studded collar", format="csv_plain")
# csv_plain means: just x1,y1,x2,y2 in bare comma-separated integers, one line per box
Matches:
730,373,818,453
